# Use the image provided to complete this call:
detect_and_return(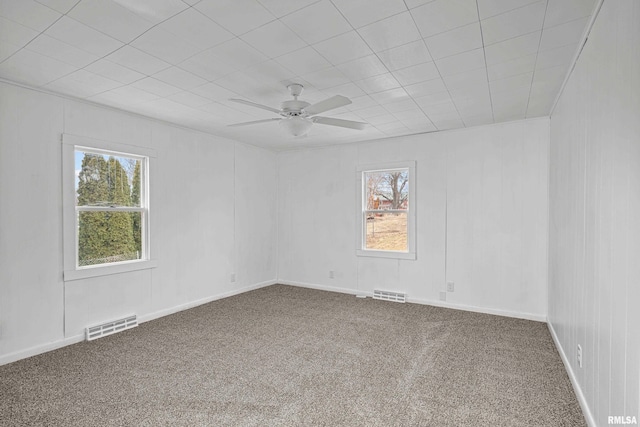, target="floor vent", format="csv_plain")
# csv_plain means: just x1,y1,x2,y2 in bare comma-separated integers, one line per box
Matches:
86,315,137,341
373,290,406,303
